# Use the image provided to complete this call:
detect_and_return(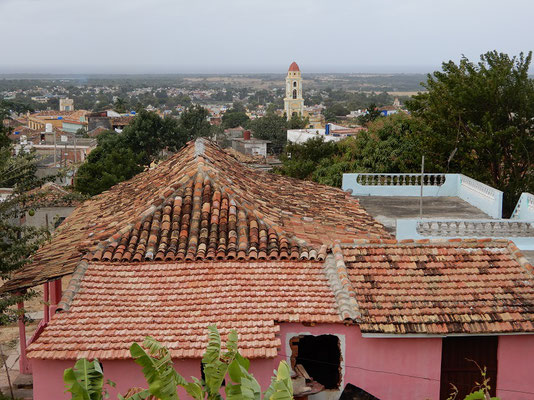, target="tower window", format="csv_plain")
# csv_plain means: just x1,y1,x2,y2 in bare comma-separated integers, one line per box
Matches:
293,89,297,99
293,81,297,87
